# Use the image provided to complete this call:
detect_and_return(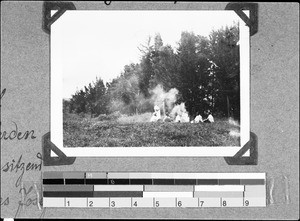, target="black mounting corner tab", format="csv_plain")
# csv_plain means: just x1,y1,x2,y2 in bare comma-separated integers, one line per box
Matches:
224,132,258,165
42,1,76,34
225,2,258,36
42,132,76,166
